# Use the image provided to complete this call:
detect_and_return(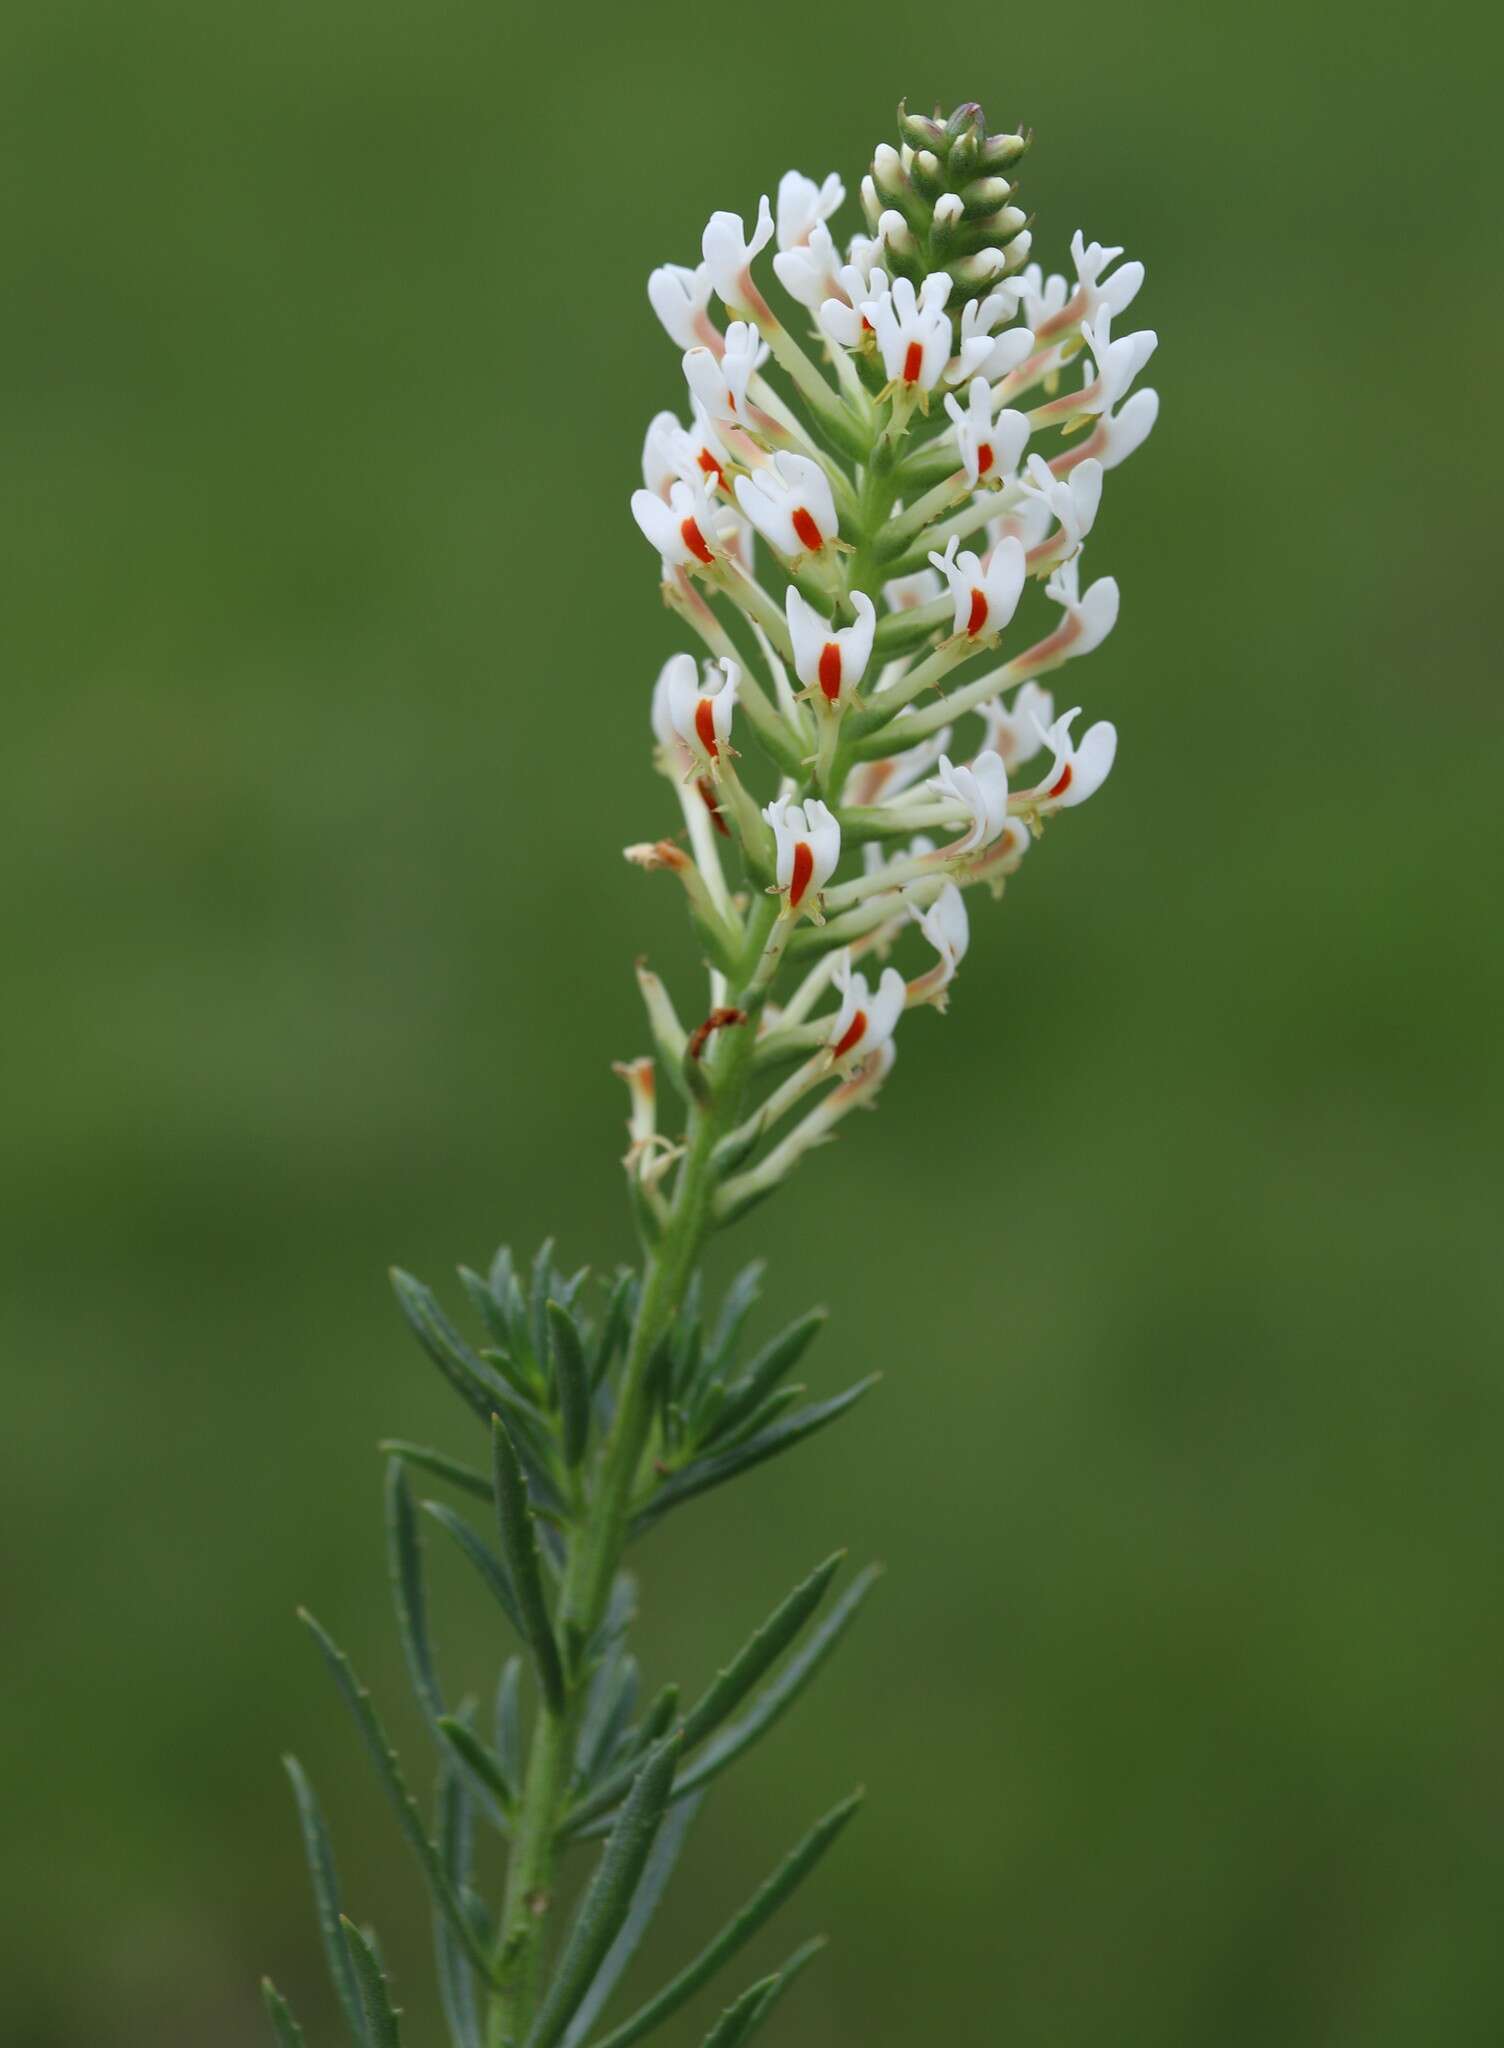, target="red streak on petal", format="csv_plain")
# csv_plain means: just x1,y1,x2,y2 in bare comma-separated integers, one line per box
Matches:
681,518,713,565
860,314,873,334
788,840,814,908
697,448,723,484
832,1011,867,1059
966,588,989,636
696,778,731,836
818,642,843,701
693,699,719,758
791,506,824,552
977,442,995,476
902,340,924,384
1048,761,1074,798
